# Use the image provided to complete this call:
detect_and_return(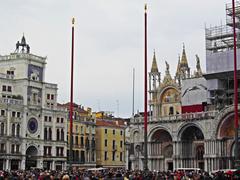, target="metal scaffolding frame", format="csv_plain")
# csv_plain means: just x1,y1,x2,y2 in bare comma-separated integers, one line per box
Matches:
205,1,240,53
